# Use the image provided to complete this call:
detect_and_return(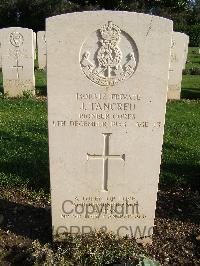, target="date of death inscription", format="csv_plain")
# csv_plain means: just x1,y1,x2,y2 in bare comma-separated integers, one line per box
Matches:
51,93,162,129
